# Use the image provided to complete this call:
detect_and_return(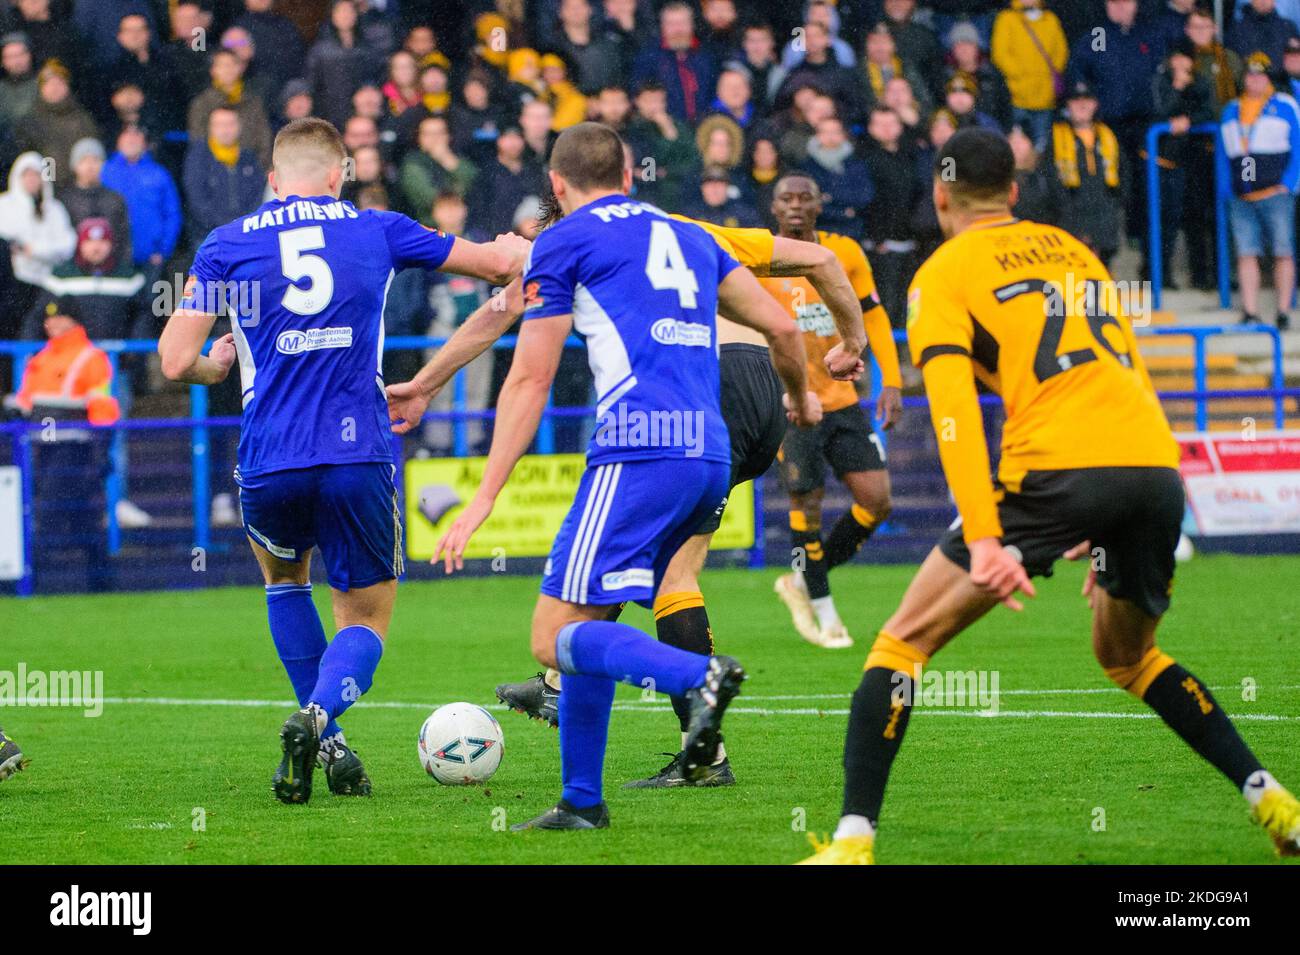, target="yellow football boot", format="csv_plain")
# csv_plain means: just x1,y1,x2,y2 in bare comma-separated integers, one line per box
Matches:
796,833,875,865
1253,787,1300,857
